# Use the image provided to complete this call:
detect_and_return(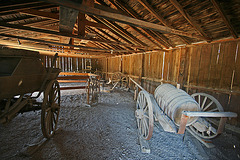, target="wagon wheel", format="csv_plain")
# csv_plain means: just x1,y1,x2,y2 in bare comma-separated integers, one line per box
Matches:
190,93,223,139
135,91,154,140
41,80,60,138
120,75,129,89
111,72,122,86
